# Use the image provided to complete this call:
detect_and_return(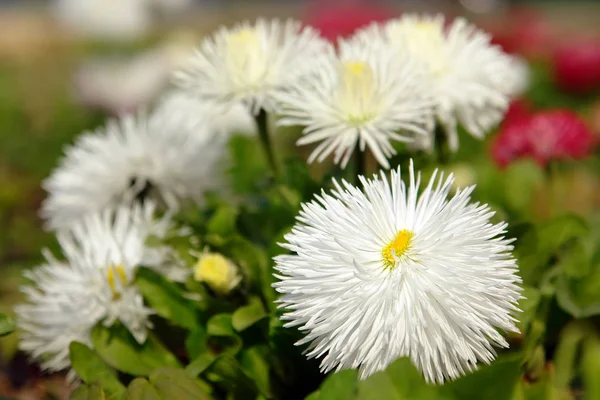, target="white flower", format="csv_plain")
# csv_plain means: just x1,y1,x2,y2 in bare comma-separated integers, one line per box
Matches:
173,18,328,114
504,55,531,98
74,33,200,115
157,91,257,137
277,37,434,168
357,14,516,151
75,51,172,115
273,161,522,383
15,203,166,373
42,98,227,231
54,0,151,41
